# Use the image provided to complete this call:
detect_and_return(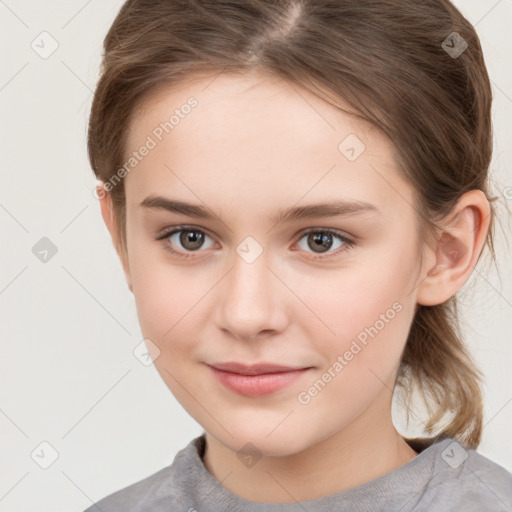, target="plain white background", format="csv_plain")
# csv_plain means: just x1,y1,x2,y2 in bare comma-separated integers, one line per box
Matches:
0,1,511,510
